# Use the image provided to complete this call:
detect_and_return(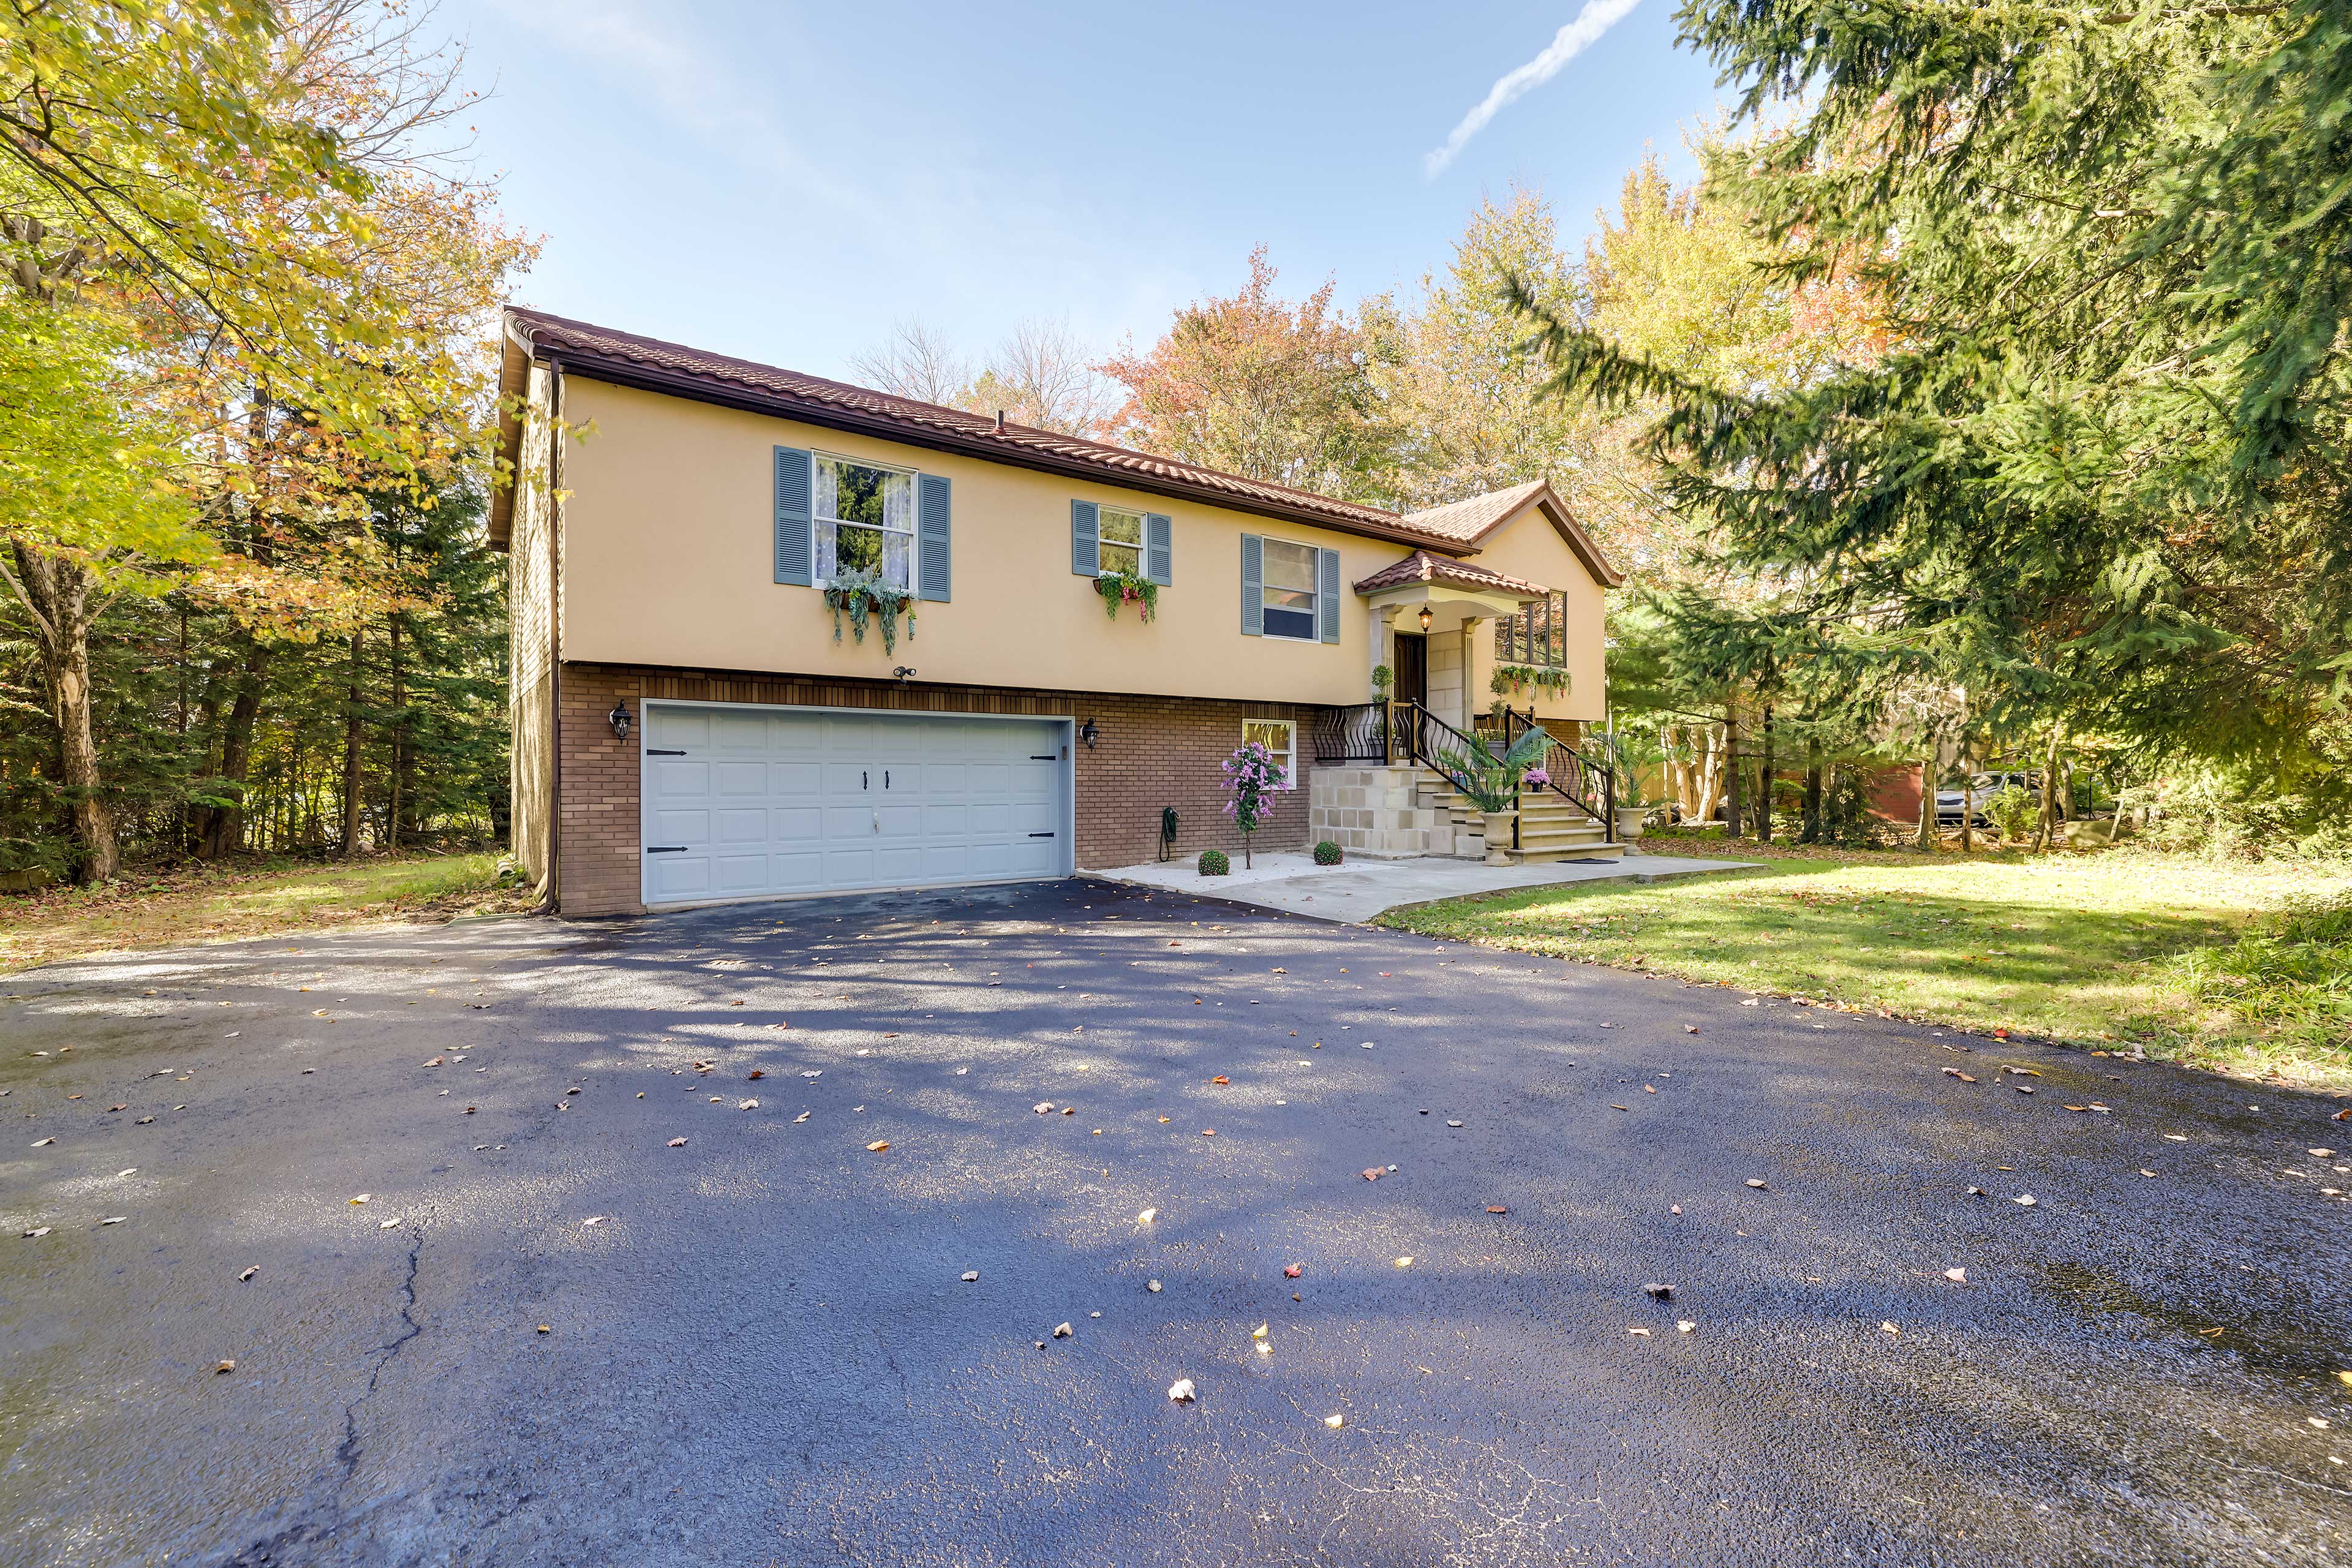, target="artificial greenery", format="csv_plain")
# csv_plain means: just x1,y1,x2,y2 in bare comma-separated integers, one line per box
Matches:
1490,664,1570,698
1094,570,1159,623
1198,848,1230,876
823,568,916,654
1371,664,1392,696
1314,839,1343,865
1434,726,1555,815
